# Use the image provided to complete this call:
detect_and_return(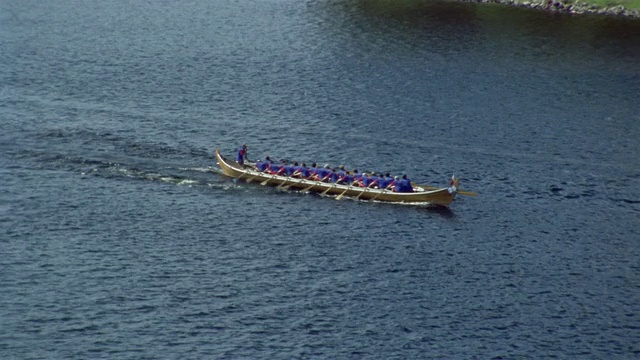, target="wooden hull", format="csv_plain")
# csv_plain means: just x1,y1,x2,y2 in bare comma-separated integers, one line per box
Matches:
215,149,458,207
